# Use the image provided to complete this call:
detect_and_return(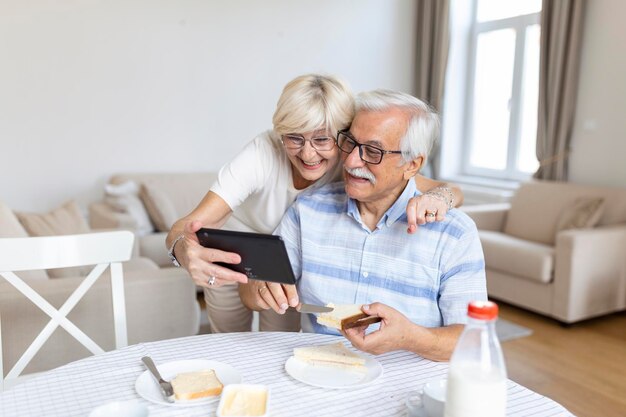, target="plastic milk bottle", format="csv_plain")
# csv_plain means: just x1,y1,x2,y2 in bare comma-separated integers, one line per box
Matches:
444,301,507,417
